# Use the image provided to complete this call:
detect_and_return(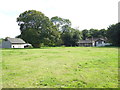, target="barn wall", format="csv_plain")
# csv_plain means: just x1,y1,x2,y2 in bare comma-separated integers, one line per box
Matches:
2,41,11,48
11,44,25,48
